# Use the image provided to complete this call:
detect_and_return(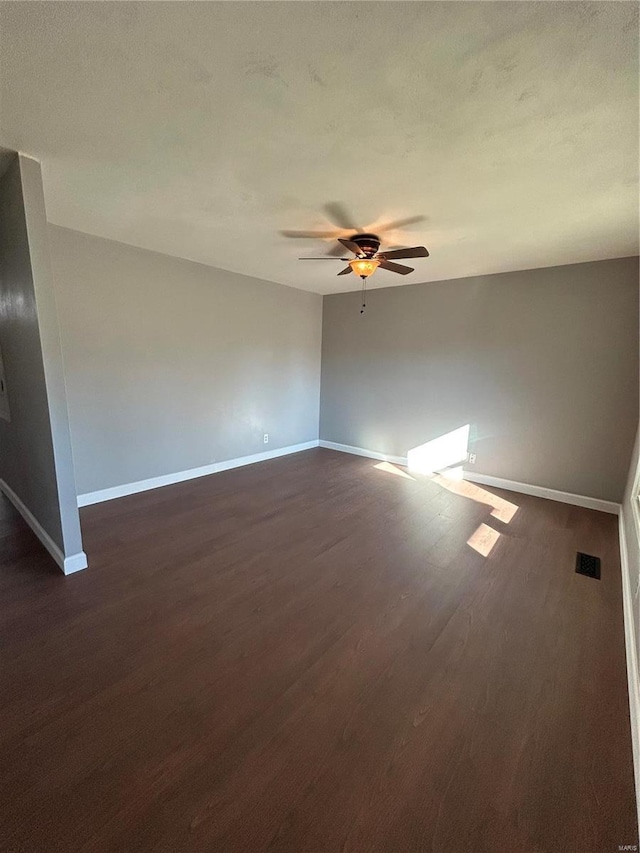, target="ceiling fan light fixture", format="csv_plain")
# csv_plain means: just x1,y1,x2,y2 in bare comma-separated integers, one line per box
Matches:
349,258,380,278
